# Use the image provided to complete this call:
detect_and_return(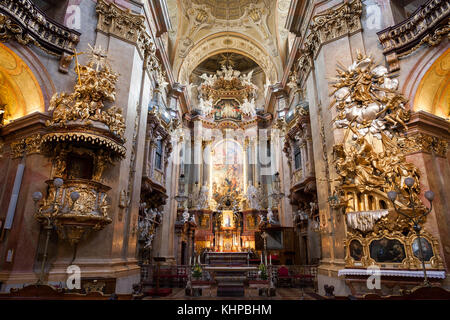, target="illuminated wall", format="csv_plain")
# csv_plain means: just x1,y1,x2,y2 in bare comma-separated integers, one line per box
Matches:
0,43,45,123
413,48,450,120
